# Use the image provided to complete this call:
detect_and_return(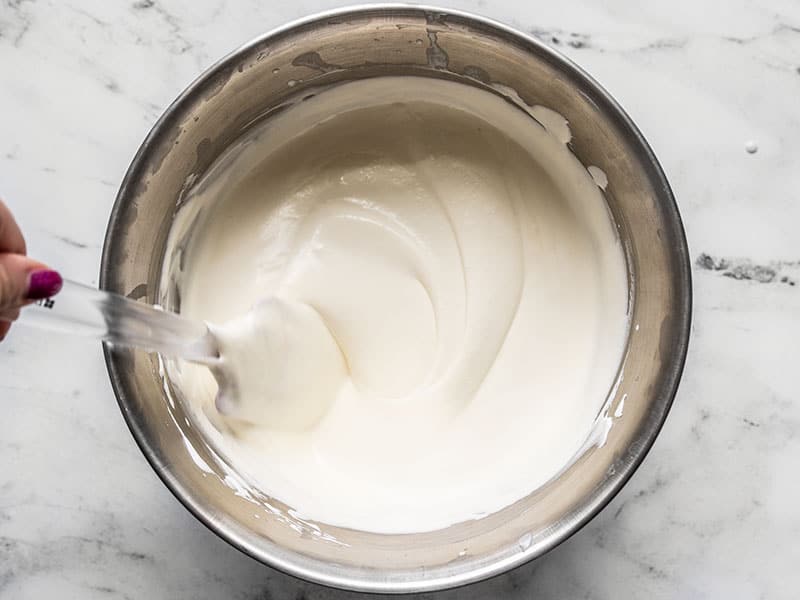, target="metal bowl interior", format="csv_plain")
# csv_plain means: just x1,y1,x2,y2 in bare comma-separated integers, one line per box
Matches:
100,5,691,594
